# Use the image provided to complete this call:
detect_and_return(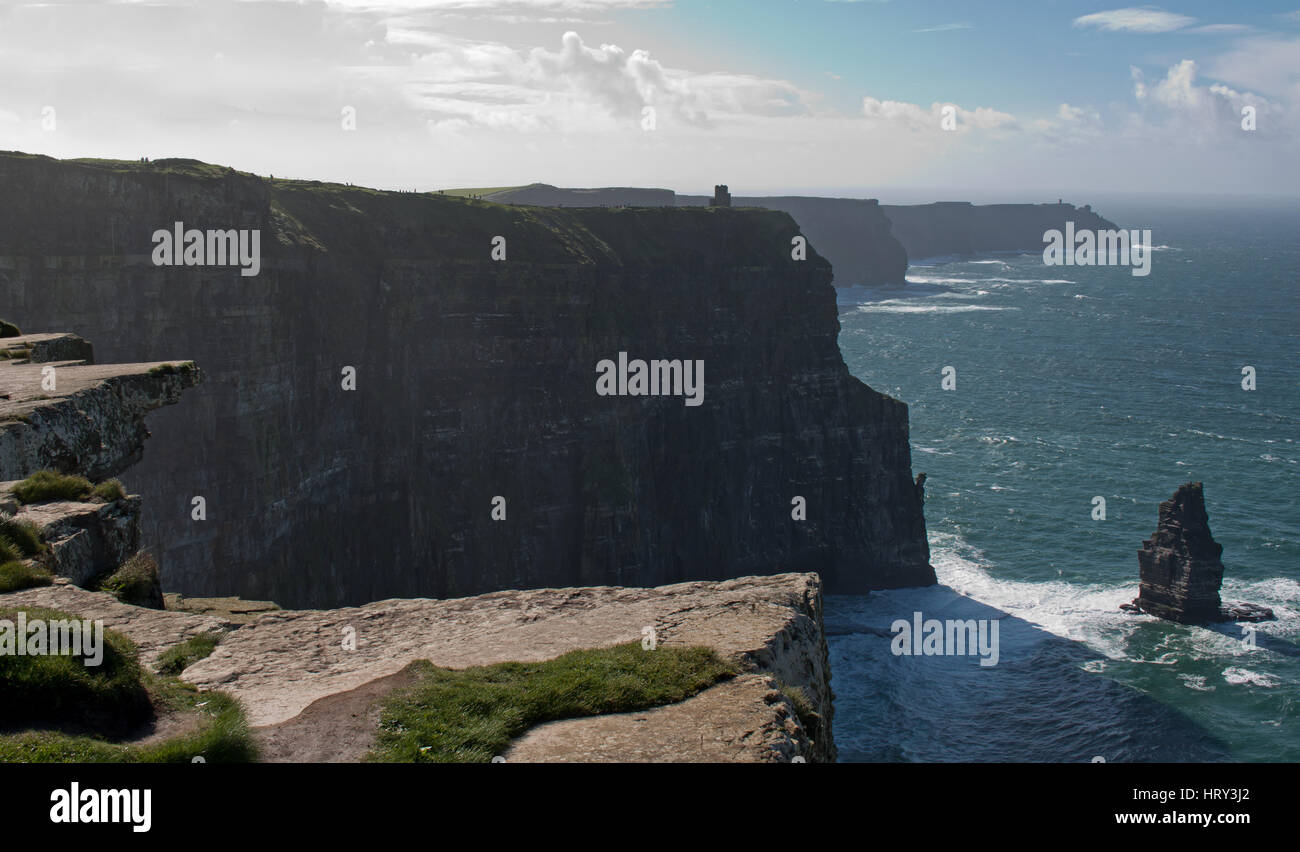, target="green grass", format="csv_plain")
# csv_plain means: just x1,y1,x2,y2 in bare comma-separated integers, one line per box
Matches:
92,479,127,502
0,560,52,593
12,470,93,503
0,681,257,764
436,186,522,198
0,515,47,557
147,361,196,377
11,470,127,504
0,606,151,734
156,631,220,675
0,605,256,763
778,683,821,741
95,552,161,607
368,642,736,763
